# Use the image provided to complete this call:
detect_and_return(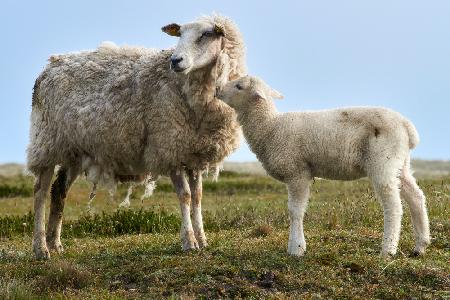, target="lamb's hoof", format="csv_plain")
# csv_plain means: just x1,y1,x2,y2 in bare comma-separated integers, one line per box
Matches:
411,246,427,257
33,245,50,260
410,251,422,258
182,231,199,251
47,241,64,254
287,243,306,257
412,240,430,256
380,250,396,259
